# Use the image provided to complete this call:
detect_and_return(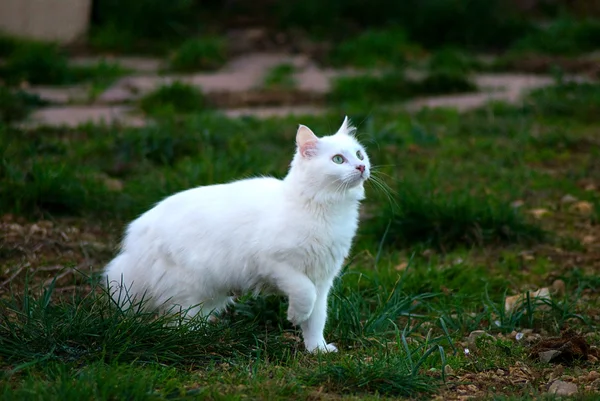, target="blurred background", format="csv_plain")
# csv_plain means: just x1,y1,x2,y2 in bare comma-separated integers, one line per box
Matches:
2,2,600,400
1,0,600,123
